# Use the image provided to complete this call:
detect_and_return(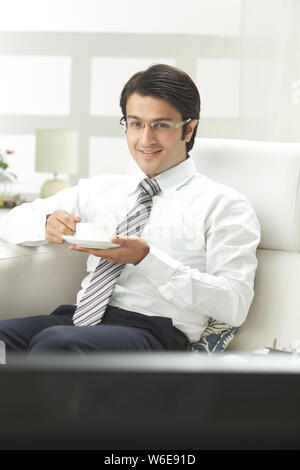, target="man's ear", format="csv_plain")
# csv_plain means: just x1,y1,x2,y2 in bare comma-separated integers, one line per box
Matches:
185,119,198,142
